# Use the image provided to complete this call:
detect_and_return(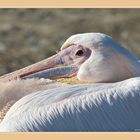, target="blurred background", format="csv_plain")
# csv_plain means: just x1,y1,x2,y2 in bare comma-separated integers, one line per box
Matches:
0,8,140,76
